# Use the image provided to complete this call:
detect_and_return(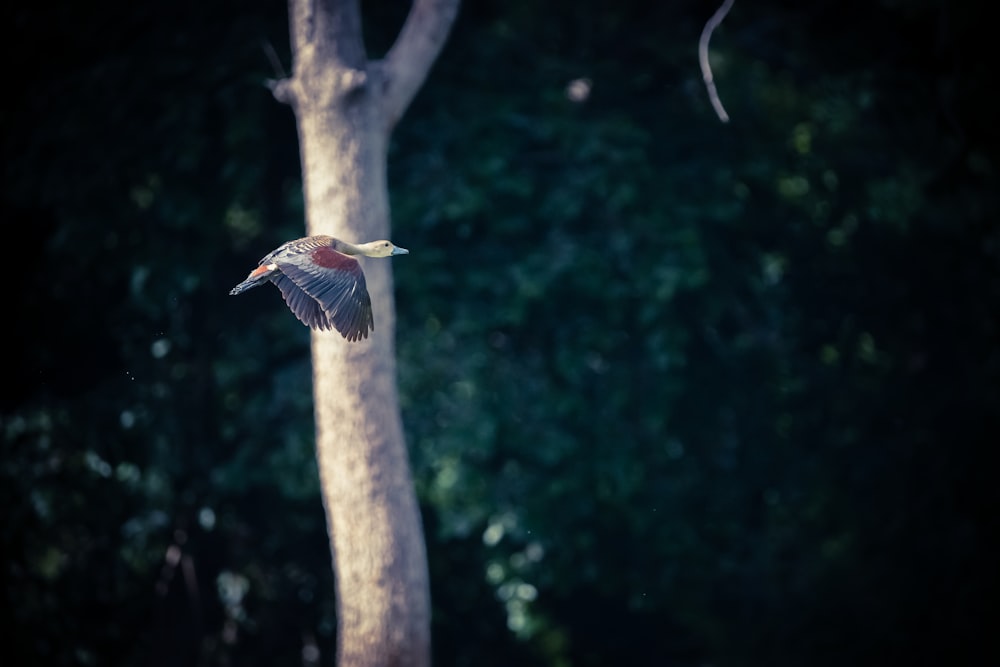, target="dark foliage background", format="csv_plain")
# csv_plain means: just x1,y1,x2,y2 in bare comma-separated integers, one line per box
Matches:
2,1,997,666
